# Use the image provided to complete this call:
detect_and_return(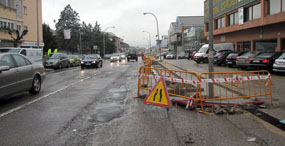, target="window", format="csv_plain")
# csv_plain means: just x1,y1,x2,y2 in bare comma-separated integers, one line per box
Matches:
215,17,225,29
17,24,21,31
253,3,261,19
24,26,27,30
245,3,261,21
12,54,27,67
0,55,15,68
282,0,285,12
8,22,14,29
228,12,239,26
269,0,281,15
3,22,7,28
23,6,27,14
0,21,2,29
